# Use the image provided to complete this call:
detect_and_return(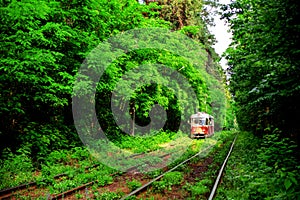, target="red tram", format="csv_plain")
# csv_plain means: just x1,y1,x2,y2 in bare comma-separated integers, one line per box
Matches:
190,112,214,139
